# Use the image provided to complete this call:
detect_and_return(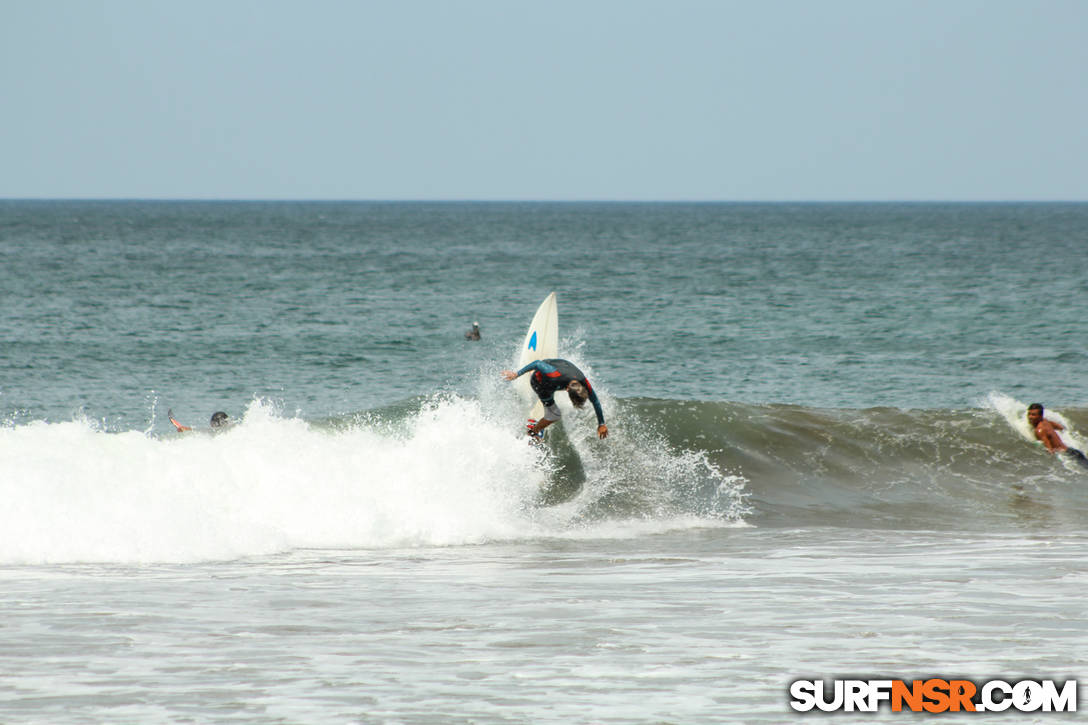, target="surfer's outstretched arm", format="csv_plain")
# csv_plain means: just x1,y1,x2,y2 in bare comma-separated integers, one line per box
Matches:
502,360,557,381
585,388,607,438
